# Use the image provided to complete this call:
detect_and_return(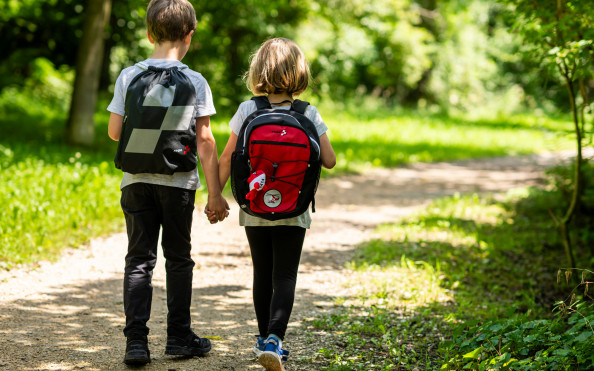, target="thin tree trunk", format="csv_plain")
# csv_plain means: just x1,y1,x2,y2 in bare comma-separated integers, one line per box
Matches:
66,0,112,146
559,76,581,268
